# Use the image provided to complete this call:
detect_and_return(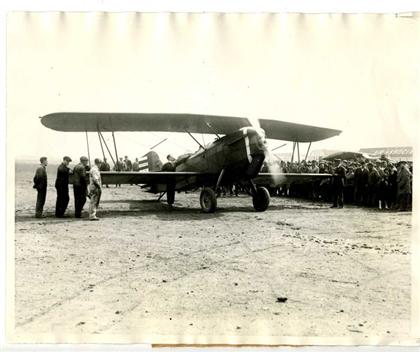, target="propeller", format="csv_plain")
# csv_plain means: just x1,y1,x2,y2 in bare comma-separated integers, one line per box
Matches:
248,118,286,185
